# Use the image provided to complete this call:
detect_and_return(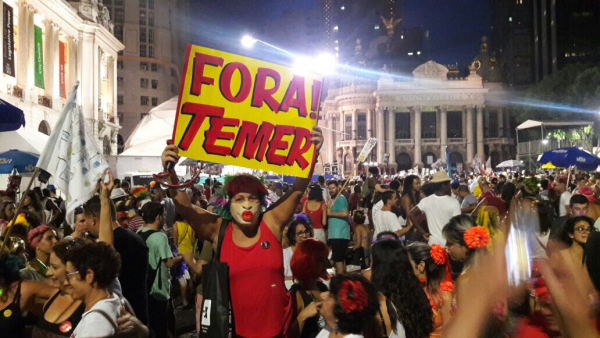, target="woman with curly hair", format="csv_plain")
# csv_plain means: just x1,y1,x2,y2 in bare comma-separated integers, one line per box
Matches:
317,274,379,338
290,239,330,337
371,240,434,338
401,175,425,243
65,242,122,337
0,253,56,336
284,214,314,280
554,215,595,266
406,243,454,337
